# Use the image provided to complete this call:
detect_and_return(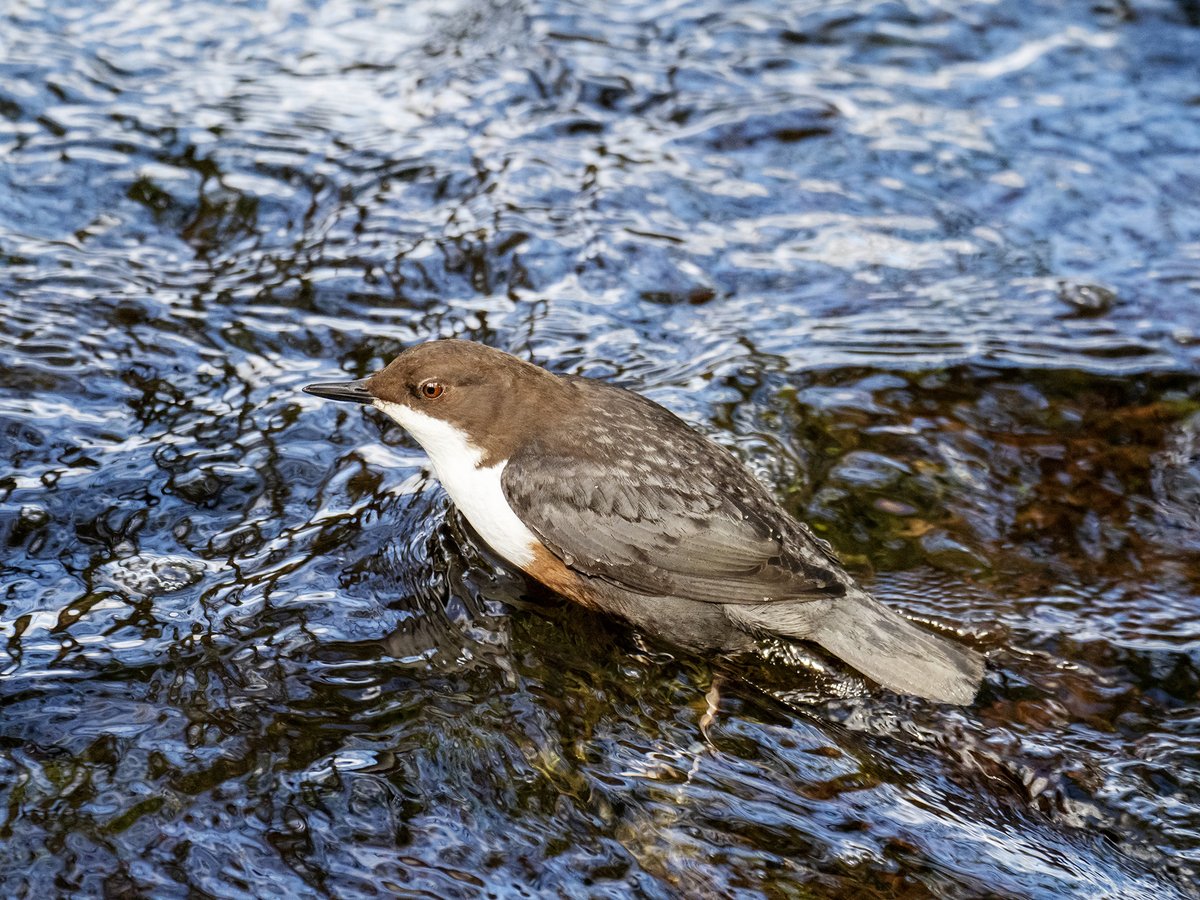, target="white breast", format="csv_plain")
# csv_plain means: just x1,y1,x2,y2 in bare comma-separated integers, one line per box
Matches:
374,400,538,567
